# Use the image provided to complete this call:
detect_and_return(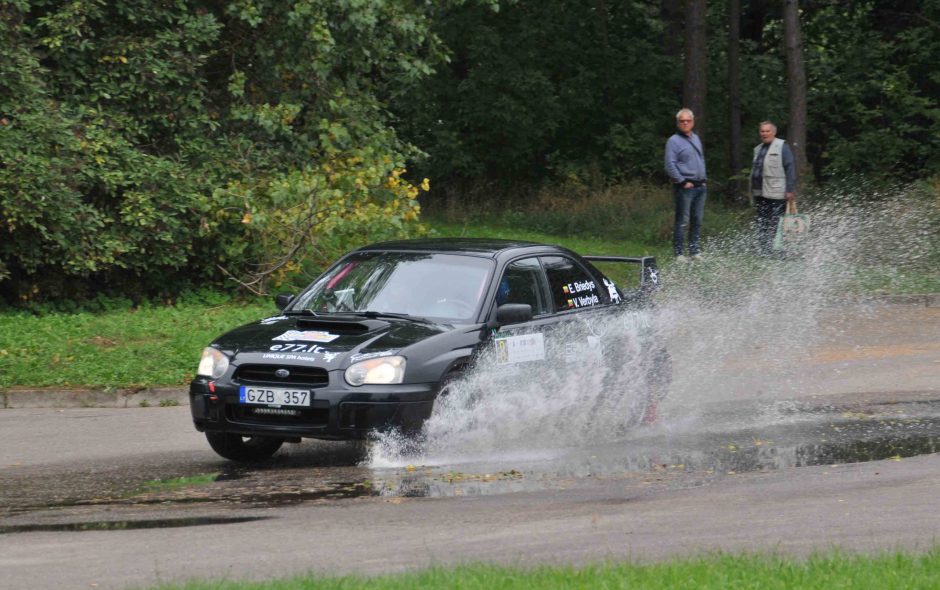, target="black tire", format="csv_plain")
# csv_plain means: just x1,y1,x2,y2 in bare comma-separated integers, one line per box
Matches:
205,432,283,462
